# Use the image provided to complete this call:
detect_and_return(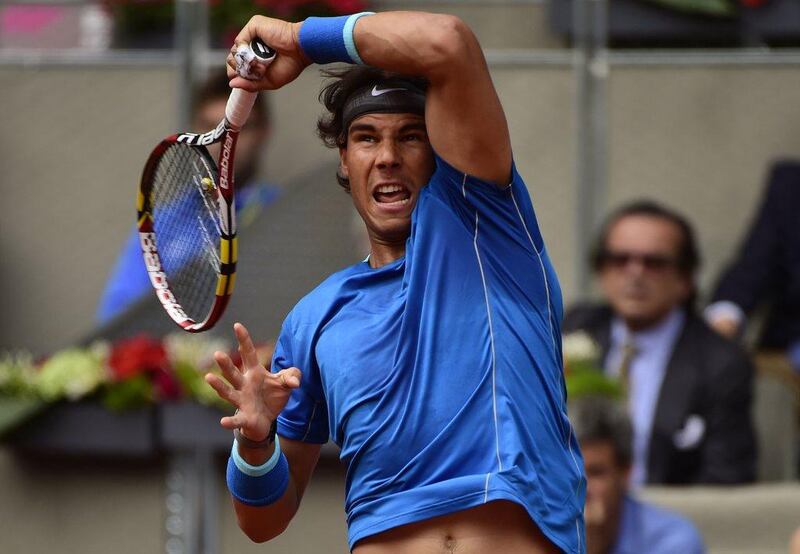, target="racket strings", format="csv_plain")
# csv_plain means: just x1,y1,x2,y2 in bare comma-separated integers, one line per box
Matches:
149,143,222,321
